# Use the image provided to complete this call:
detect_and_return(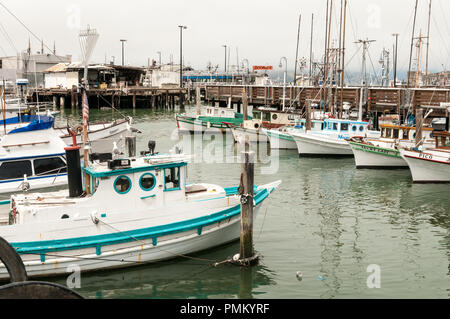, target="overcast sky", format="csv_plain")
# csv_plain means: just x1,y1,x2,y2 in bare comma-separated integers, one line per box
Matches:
0,0,449,79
